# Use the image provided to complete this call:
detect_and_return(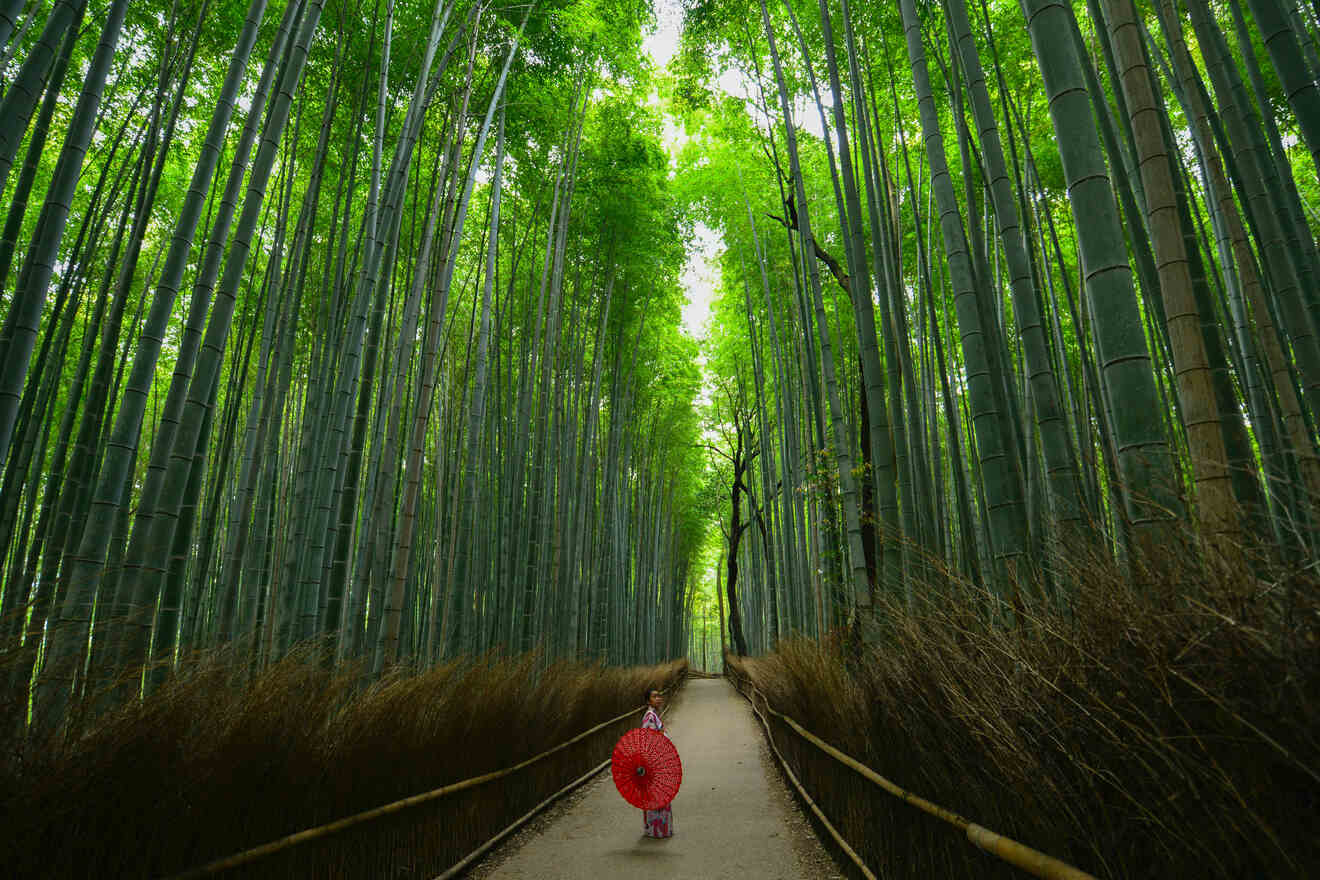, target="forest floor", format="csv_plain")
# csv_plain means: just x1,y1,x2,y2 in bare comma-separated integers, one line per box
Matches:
467,677,842,879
